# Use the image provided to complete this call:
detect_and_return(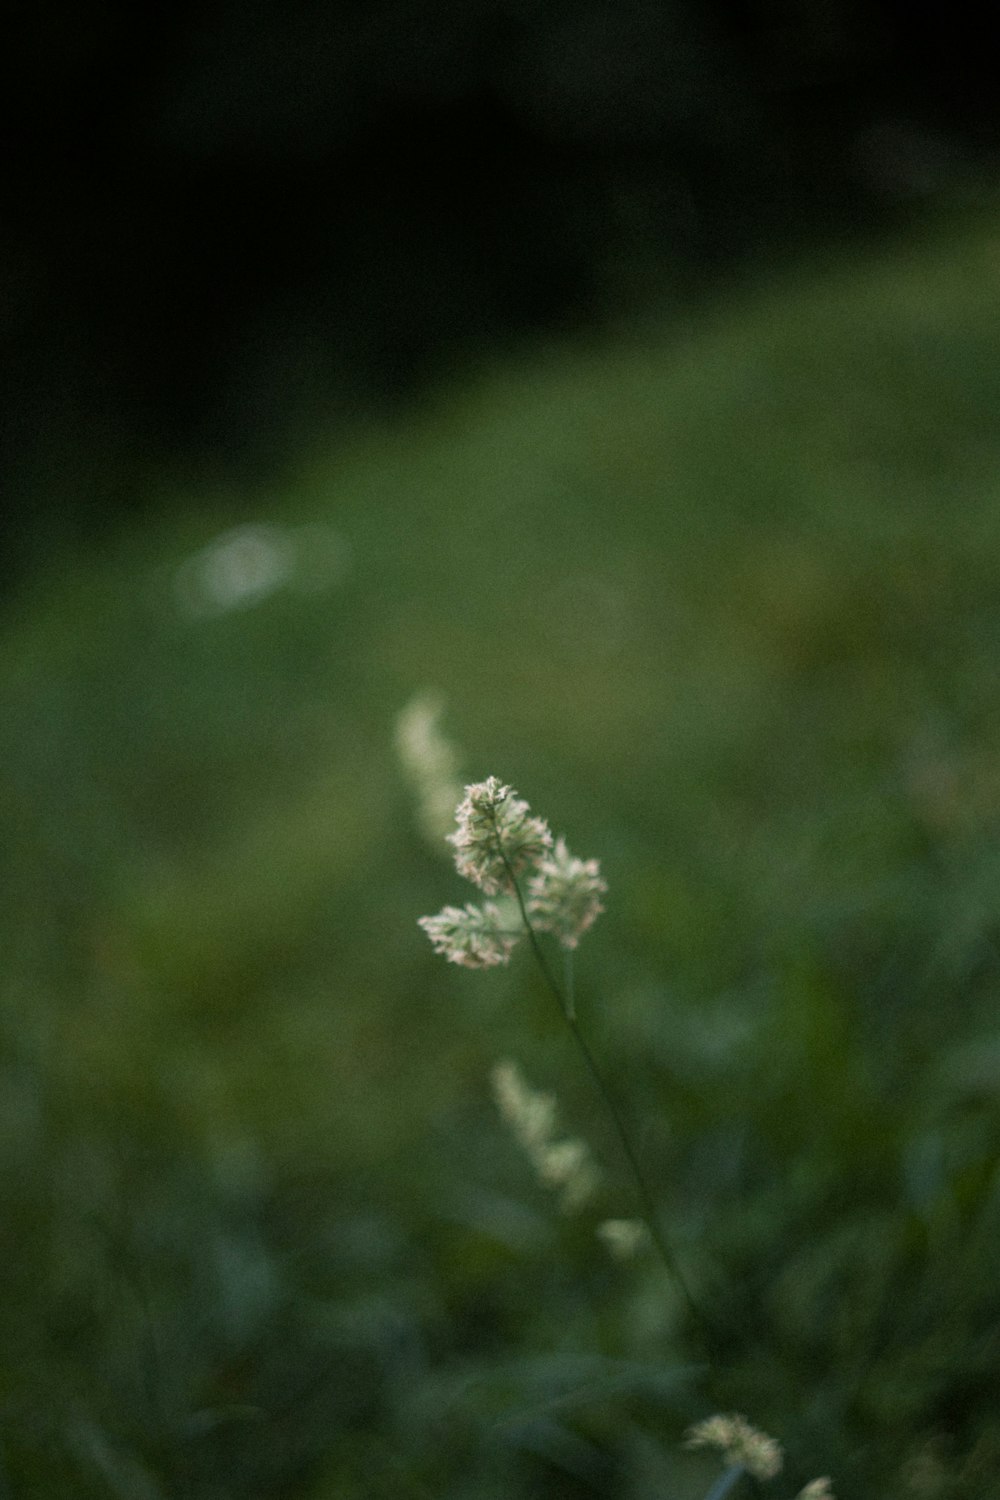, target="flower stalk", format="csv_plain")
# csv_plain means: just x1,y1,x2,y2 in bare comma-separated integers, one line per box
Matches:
419,776,705,1331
